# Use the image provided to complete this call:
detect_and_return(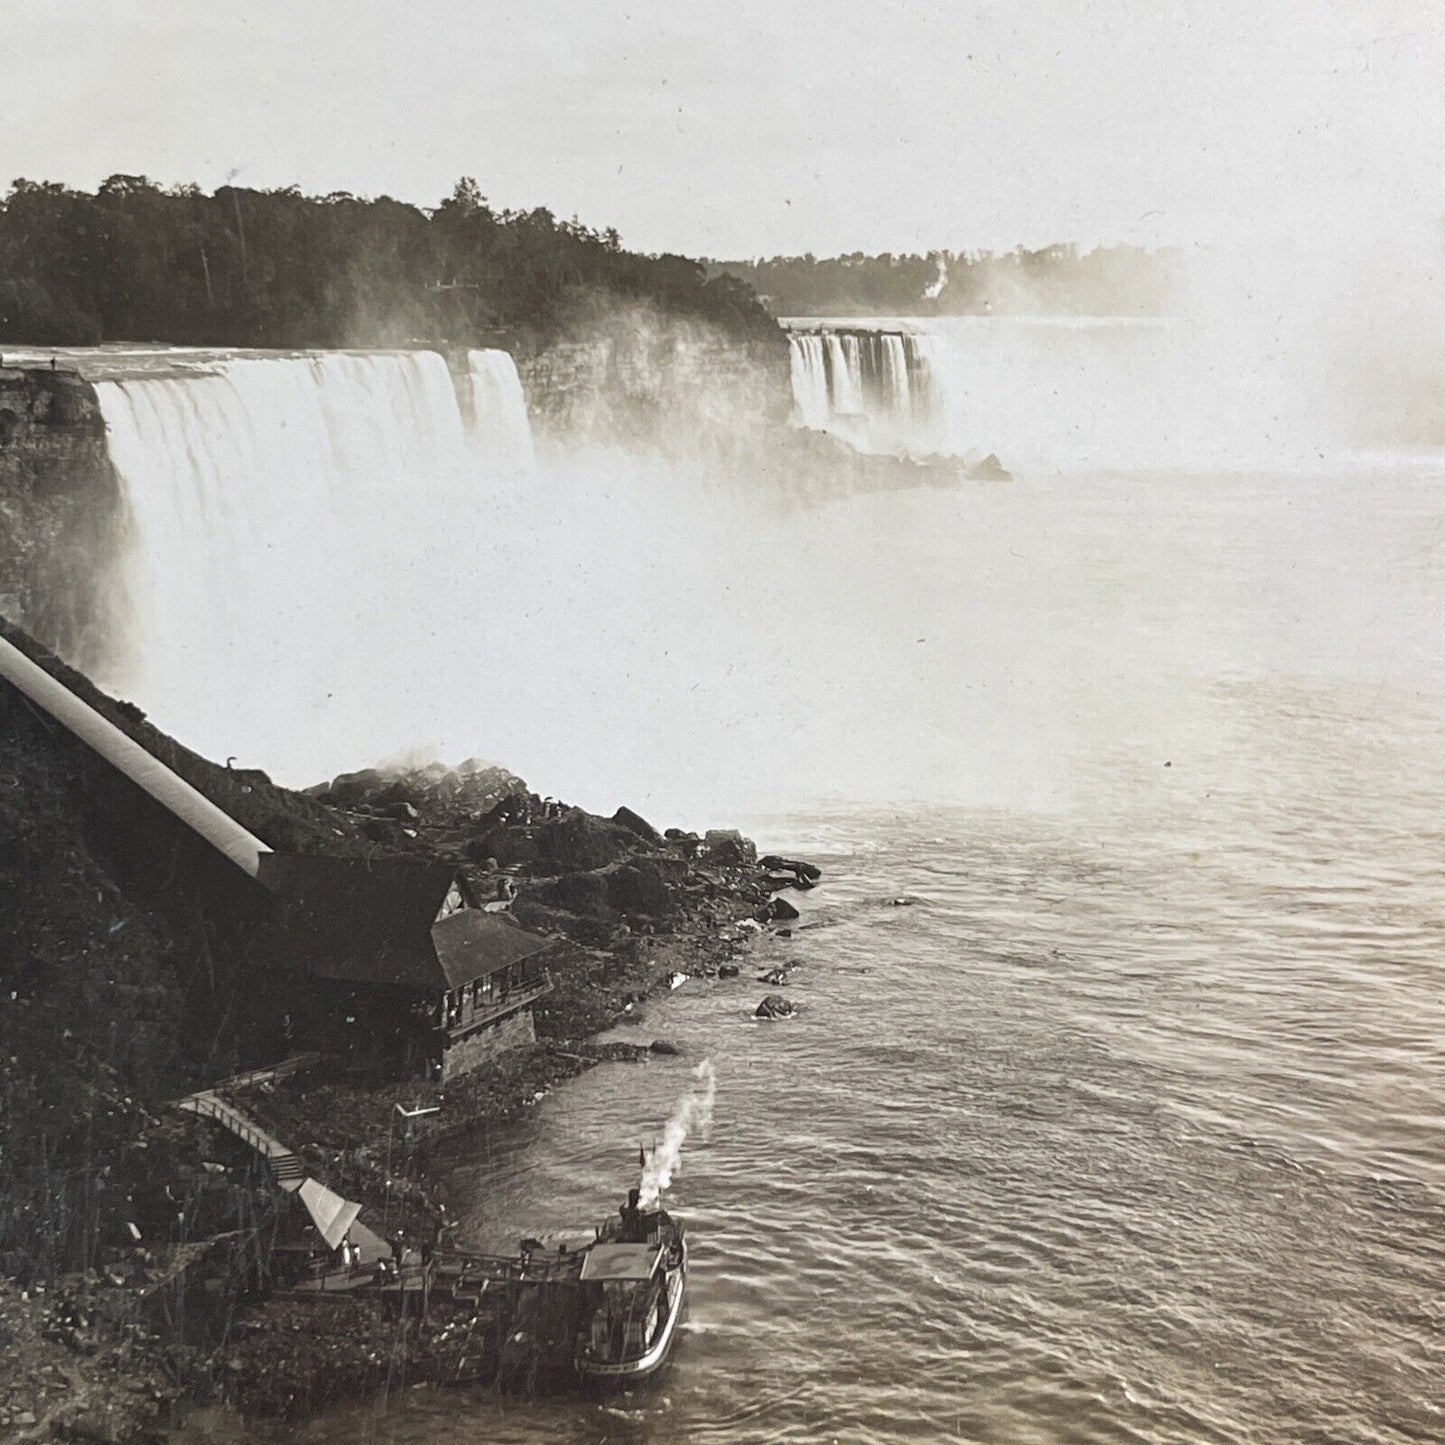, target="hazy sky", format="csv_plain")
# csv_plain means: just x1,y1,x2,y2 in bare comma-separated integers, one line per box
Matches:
4,1,1442,257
